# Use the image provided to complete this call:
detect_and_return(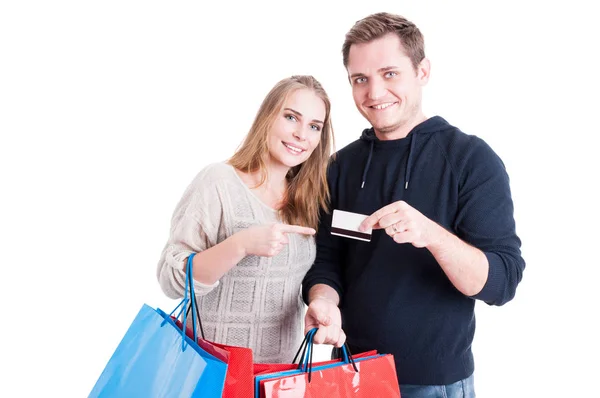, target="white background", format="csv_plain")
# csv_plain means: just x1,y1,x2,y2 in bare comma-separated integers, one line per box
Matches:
1,1,598,397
